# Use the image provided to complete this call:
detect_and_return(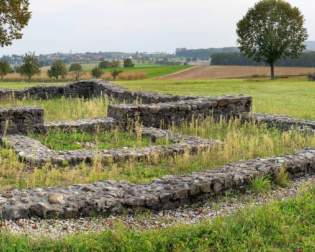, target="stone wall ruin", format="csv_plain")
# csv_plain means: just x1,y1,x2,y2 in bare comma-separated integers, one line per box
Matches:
0,80,314,220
